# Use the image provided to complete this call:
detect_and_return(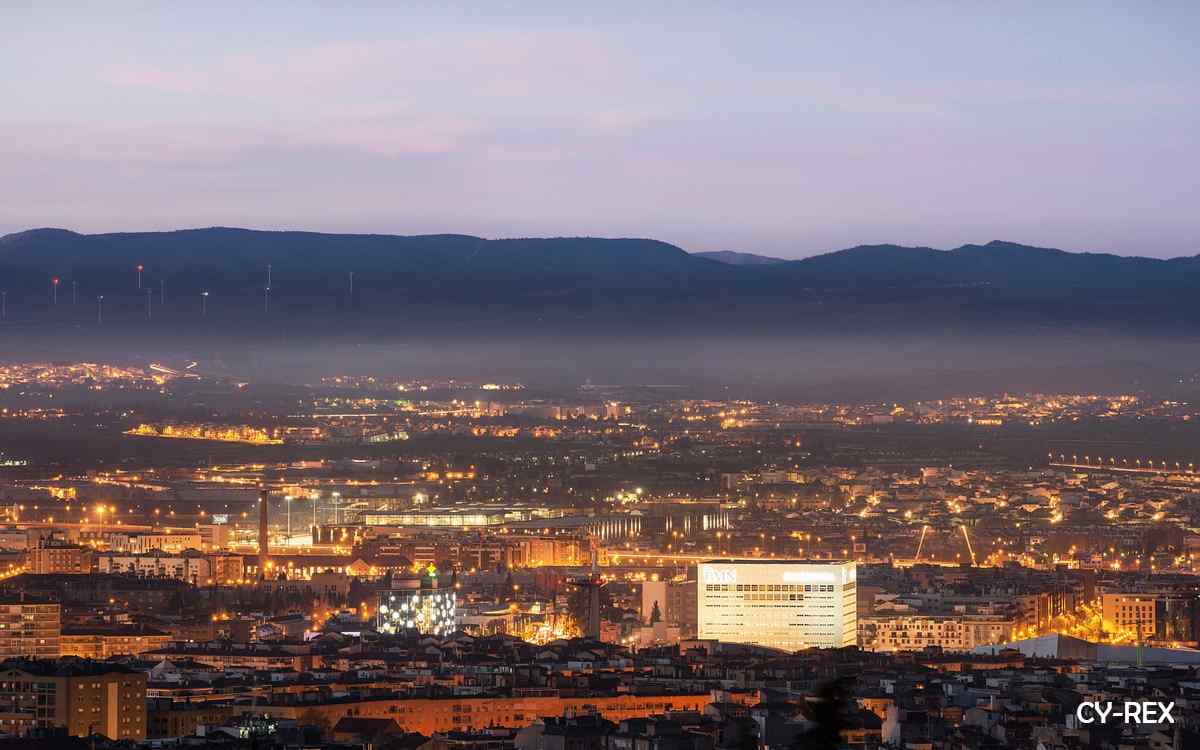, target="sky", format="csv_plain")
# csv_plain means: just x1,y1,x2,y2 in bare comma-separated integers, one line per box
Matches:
2,2,1197,258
